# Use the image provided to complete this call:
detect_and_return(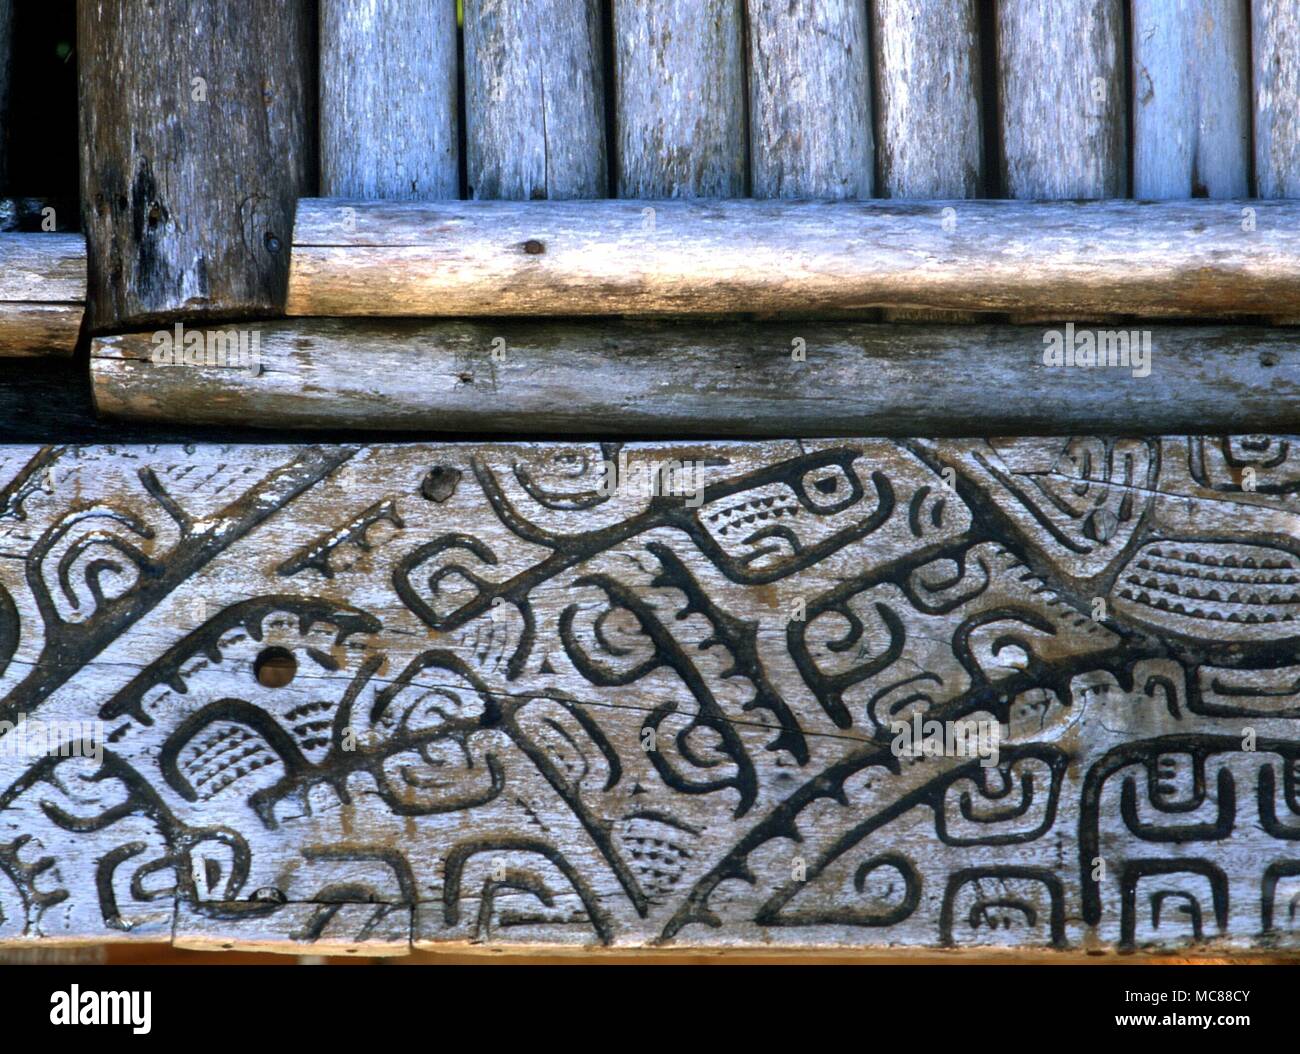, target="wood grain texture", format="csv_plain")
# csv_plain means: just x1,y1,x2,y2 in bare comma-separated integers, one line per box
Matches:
0,233,85,357
1252,0,1300,198
320,0,460,200
613,0,746,198
464,0,606,201
78,0,314,329
872,0,981,199
746,0,872,199
92,319,1300,436
996,1,1126,198
872,0,981,323
2,437,1300,954
286,198,1300,319
1132,0,1249,199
